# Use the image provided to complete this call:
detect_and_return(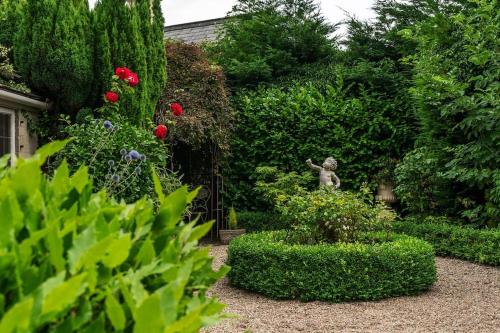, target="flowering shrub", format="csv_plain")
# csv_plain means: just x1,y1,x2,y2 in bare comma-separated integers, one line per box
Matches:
0,141,229,332
53,68,181,202
255,167,395,244
158,41,233,153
